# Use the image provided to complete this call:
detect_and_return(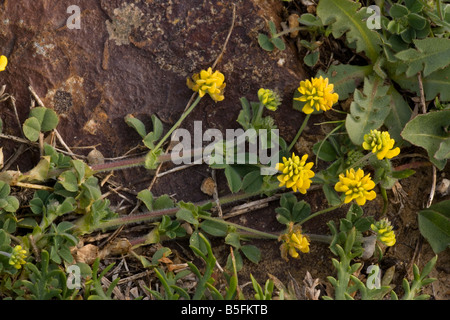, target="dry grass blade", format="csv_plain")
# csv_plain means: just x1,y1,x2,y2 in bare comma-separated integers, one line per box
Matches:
303,271,321,300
